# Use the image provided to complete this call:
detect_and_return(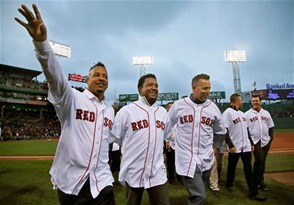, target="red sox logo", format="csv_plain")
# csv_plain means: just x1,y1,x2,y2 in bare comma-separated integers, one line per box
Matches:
75,109,112,129
131,119,165,131
261,116,269,121
180,115,215,127
201,116,215,127
233,117,246,124
76,109,95,122
180,115,193,124
250,116,258,122
249,116,269,122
